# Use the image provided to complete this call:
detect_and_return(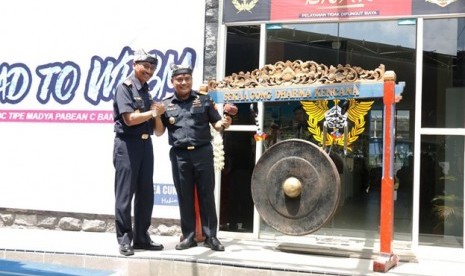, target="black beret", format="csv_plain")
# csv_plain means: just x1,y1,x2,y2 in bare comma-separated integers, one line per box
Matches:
170,63,193,77
133,49,158,66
